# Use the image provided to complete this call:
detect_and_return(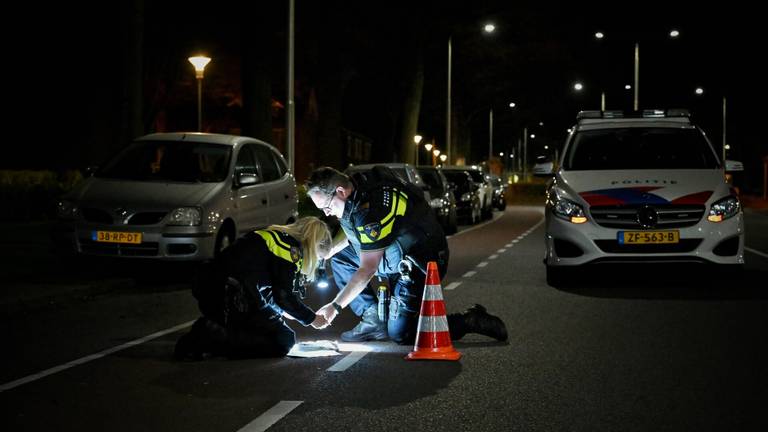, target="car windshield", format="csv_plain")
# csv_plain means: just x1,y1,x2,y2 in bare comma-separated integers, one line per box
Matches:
443,171,471,194
417,169,444,193
96,141,231,182
563,127,719,170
